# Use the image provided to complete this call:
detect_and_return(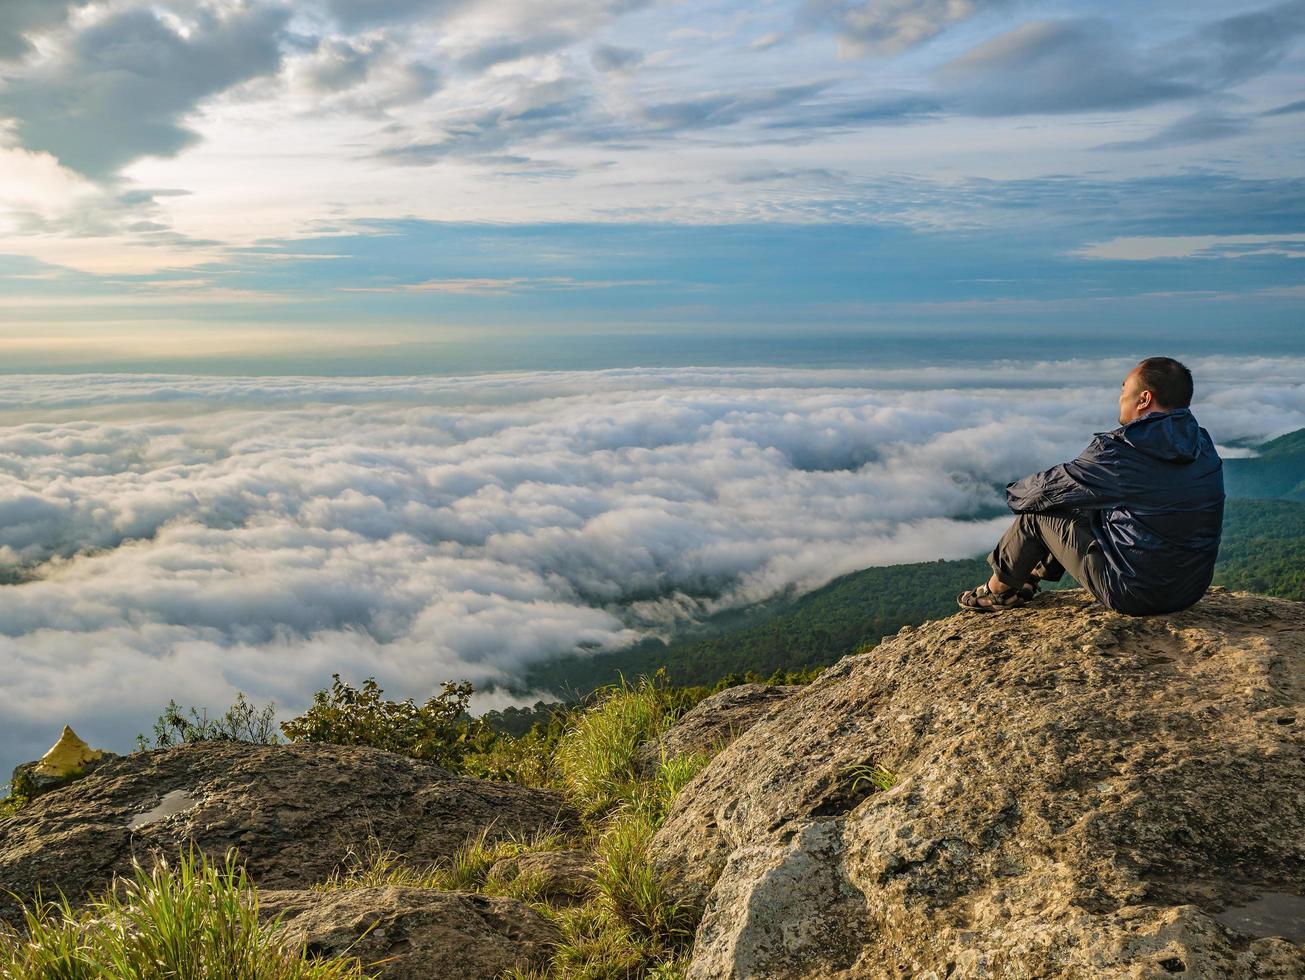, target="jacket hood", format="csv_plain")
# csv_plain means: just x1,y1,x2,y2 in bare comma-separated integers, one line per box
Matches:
1115,408,1204,463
